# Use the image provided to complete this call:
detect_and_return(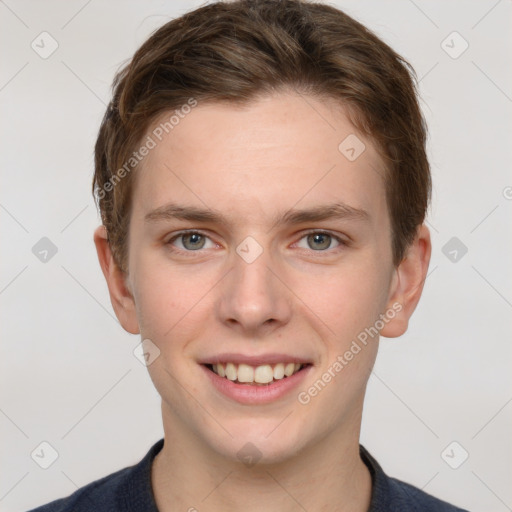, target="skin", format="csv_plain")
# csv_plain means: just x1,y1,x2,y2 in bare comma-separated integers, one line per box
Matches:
94,89,431,512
